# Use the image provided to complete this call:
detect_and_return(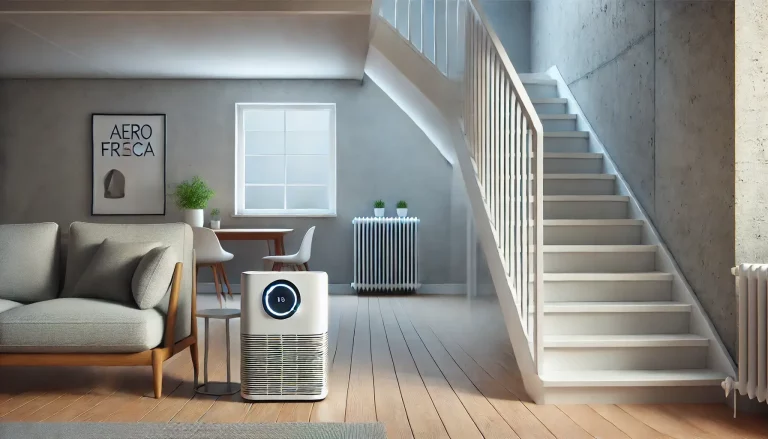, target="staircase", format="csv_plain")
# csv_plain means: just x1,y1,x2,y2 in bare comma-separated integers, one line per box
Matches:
370,0,735,403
